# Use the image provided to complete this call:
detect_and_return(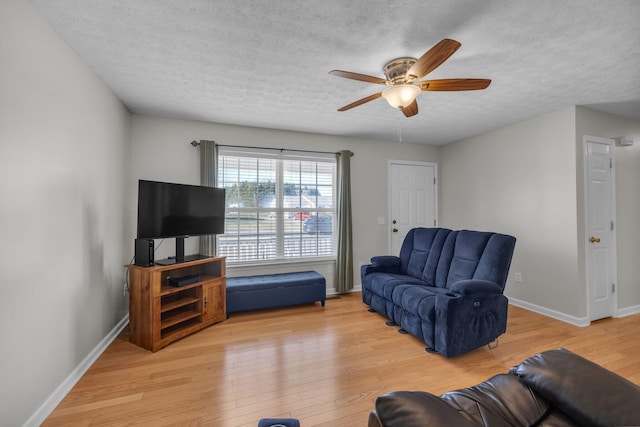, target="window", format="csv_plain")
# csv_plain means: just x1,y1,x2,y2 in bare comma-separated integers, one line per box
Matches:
218,147,336,263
